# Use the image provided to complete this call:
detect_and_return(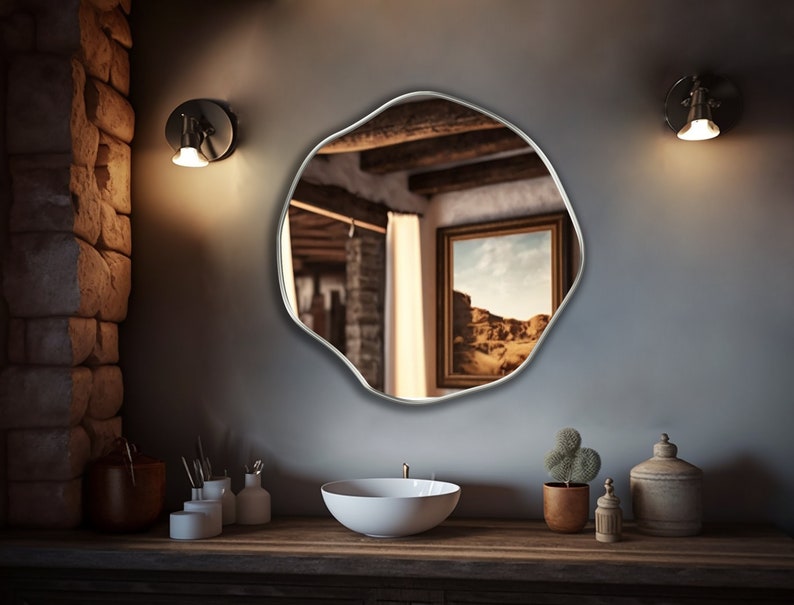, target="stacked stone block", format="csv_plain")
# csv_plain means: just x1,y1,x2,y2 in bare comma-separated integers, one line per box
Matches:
0,0,133,527
345,232,385,391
